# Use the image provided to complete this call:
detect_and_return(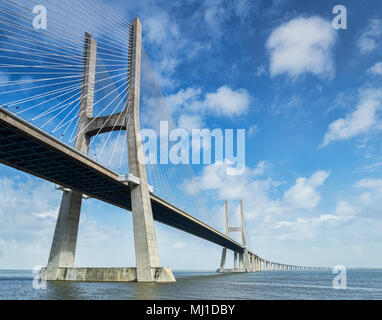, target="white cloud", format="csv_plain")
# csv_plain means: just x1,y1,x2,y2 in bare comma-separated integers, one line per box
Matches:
0,177,59,268
203,0,255,37
183,161,280,223
368,62,382,76
145,11,180,45
354,178,382,192
272,213,353,241
164,88,202,114
335,200,357,216
266,16,337,78
321,88,382,147
357,19,382,54
178,114,204,131
283,171,330,210
204,86,251,116
183,162,333,234
0,175,125,268
138,6,211,89
165,86,252,118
